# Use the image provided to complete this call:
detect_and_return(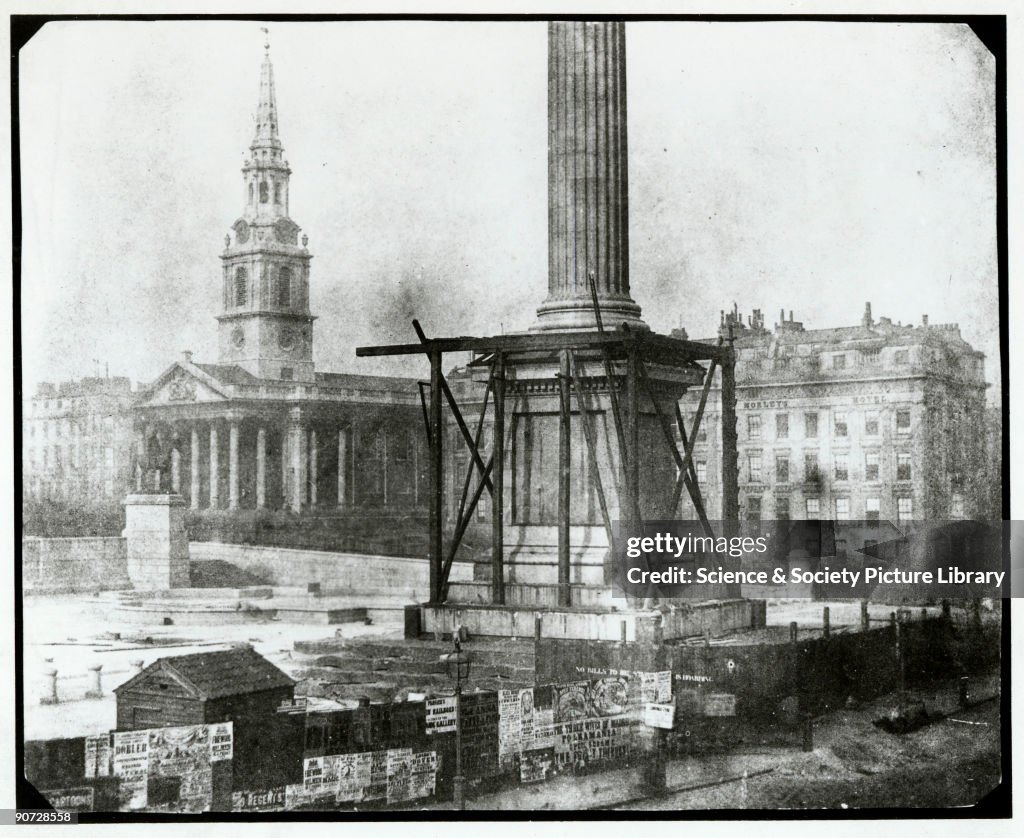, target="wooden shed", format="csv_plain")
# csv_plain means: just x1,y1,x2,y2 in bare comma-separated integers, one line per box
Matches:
114,645,295,731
